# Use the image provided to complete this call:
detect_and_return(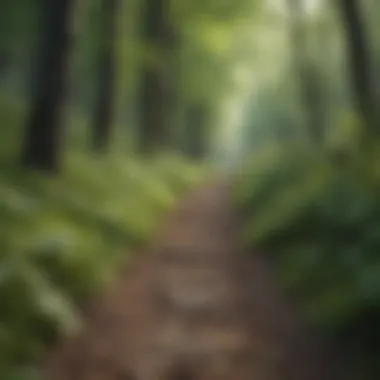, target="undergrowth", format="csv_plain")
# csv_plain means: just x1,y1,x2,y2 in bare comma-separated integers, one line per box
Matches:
234,144,380,378
0,152,205,378
0,97,206,378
